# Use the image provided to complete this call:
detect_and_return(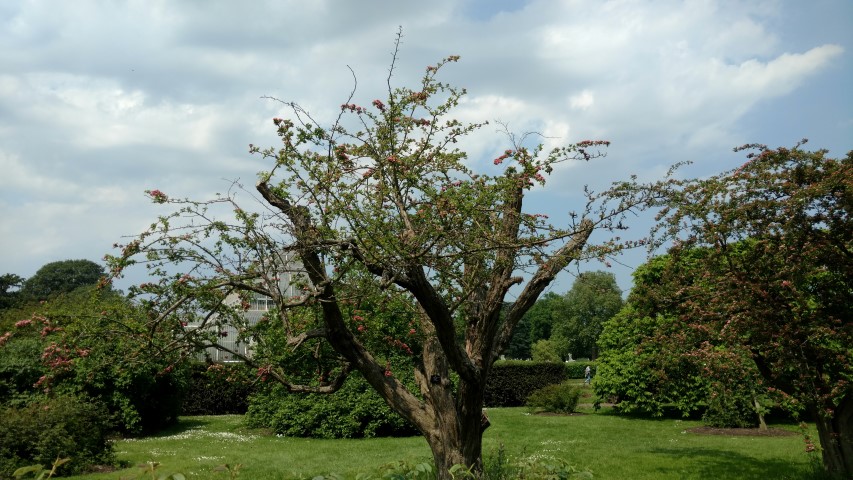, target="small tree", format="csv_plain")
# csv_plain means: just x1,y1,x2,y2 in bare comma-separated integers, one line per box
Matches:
654,142,852,476
109,41,666,477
